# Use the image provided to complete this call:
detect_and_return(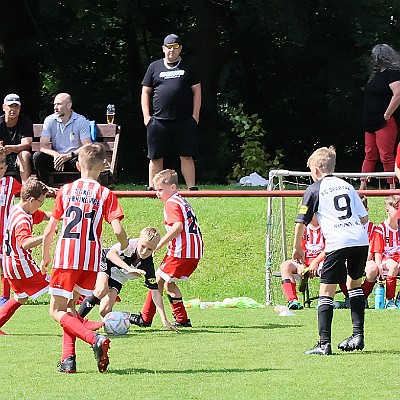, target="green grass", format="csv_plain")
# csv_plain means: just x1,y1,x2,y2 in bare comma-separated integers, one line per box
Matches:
3,190,397,399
